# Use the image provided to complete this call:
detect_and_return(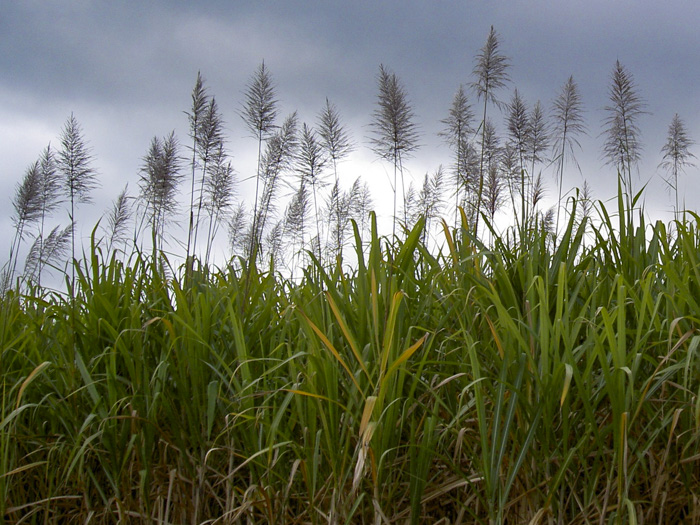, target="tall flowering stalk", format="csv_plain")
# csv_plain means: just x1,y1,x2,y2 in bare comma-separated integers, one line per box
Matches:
471,26,510,235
